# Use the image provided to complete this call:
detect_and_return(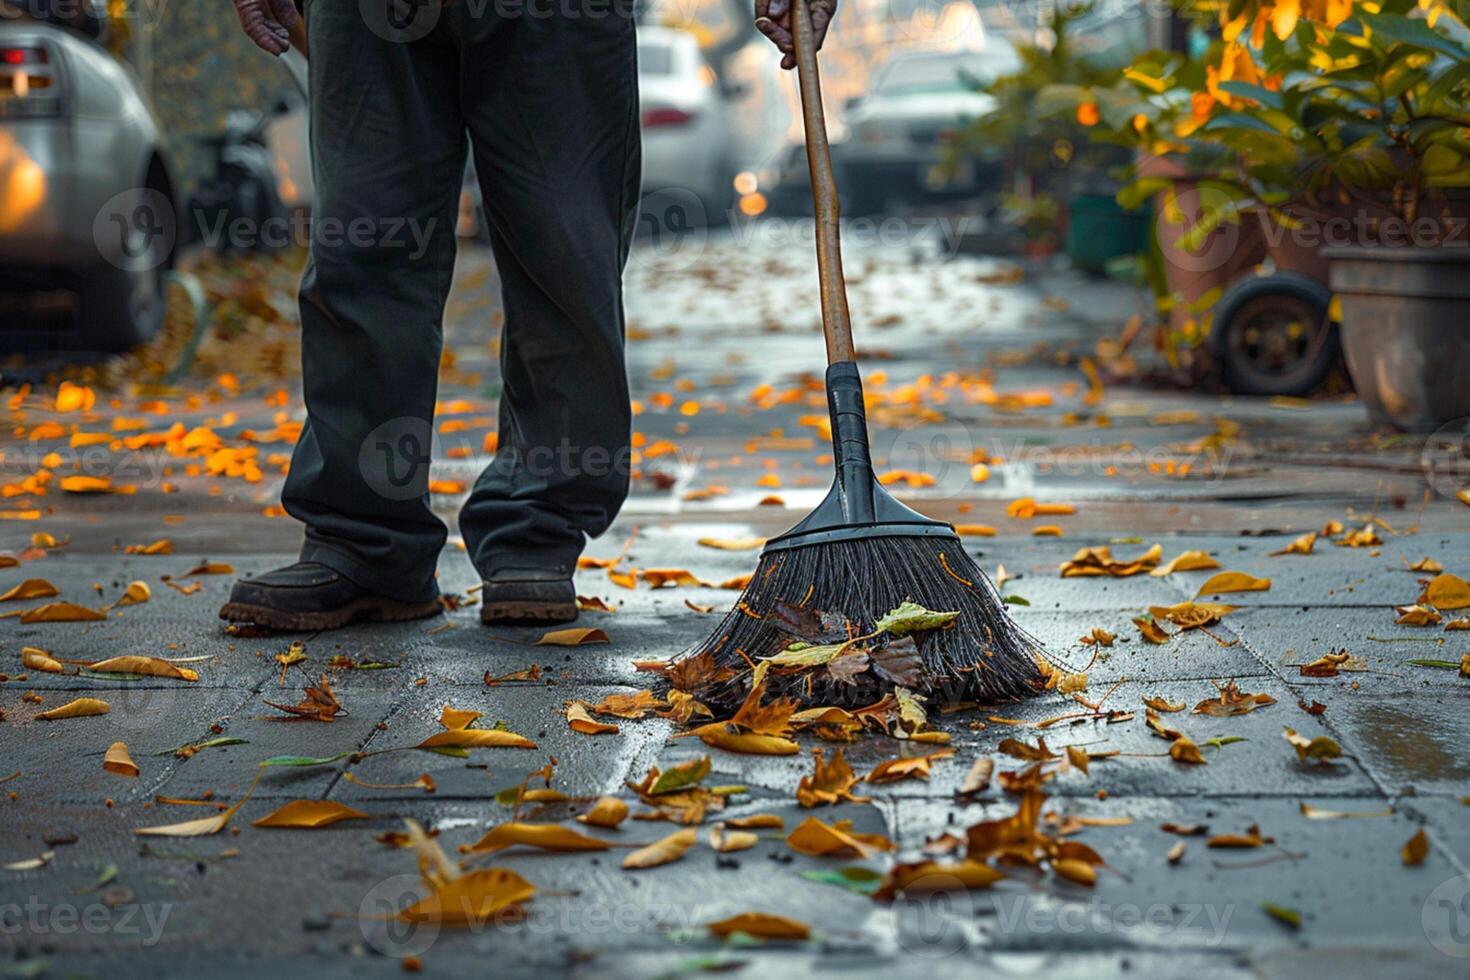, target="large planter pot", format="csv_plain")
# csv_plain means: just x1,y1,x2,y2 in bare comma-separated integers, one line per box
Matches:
1065,194,1149,274
1328,245,1470,430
